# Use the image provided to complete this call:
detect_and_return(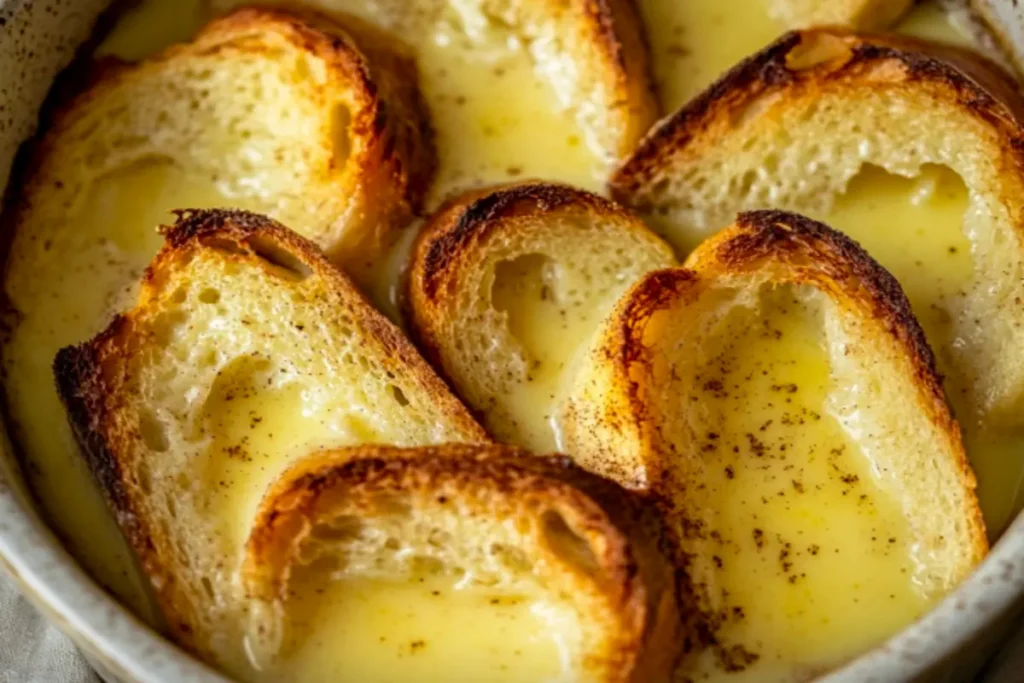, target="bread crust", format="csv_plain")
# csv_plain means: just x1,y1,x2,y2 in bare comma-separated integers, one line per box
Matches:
54,209,488,656
14,7,435,287
243,443,683,682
